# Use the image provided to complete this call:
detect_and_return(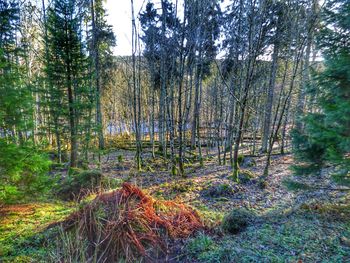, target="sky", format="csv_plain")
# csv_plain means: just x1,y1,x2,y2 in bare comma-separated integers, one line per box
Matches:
104,0,229,57
104,0,145,56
